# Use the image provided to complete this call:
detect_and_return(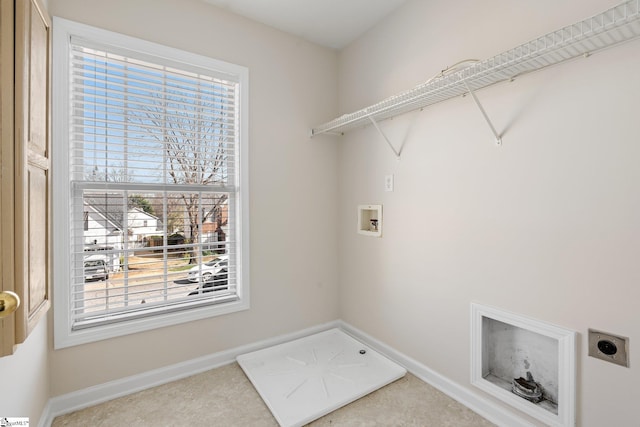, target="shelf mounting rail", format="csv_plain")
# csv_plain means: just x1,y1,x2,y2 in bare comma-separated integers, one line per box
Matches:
310,0,640,143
